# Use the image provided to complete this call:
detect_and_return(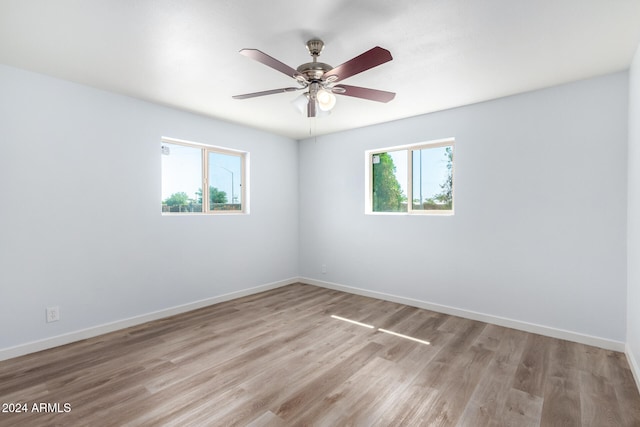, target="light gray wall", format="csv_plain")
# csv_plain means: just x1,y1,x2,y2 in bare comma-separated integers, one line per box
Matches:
299,72,629,342
0,65,299,350
0,63,632,354
628,45,640,374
